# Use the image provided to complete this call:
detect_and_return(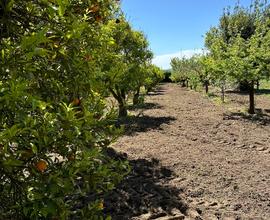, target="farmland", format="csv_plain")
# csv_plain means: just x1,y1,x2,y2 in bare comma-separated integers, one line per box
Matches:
110,83,270,219
1,0,270,219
